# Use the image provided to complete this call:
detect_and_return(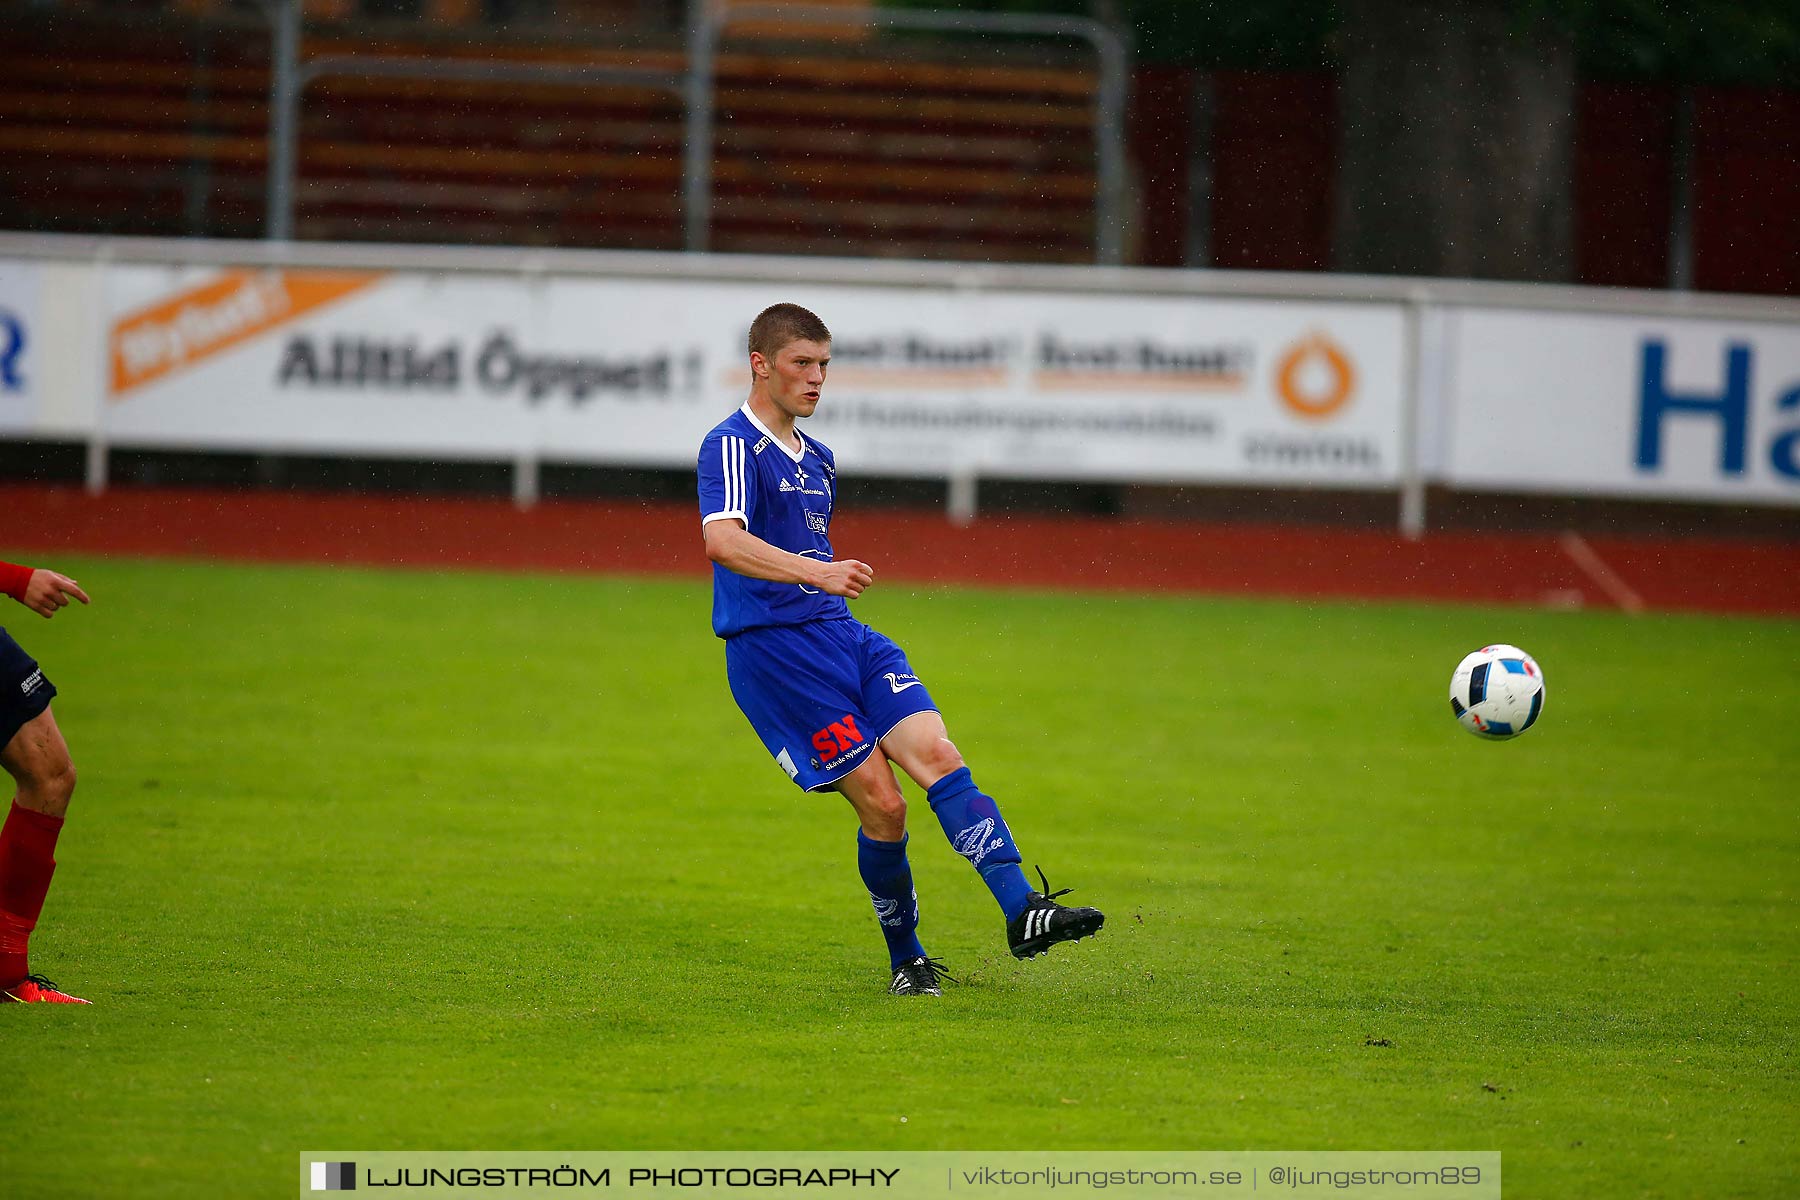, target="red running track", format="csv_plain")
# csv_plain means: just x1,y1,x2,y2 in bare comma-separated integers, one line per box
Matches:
2,484,1796,616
